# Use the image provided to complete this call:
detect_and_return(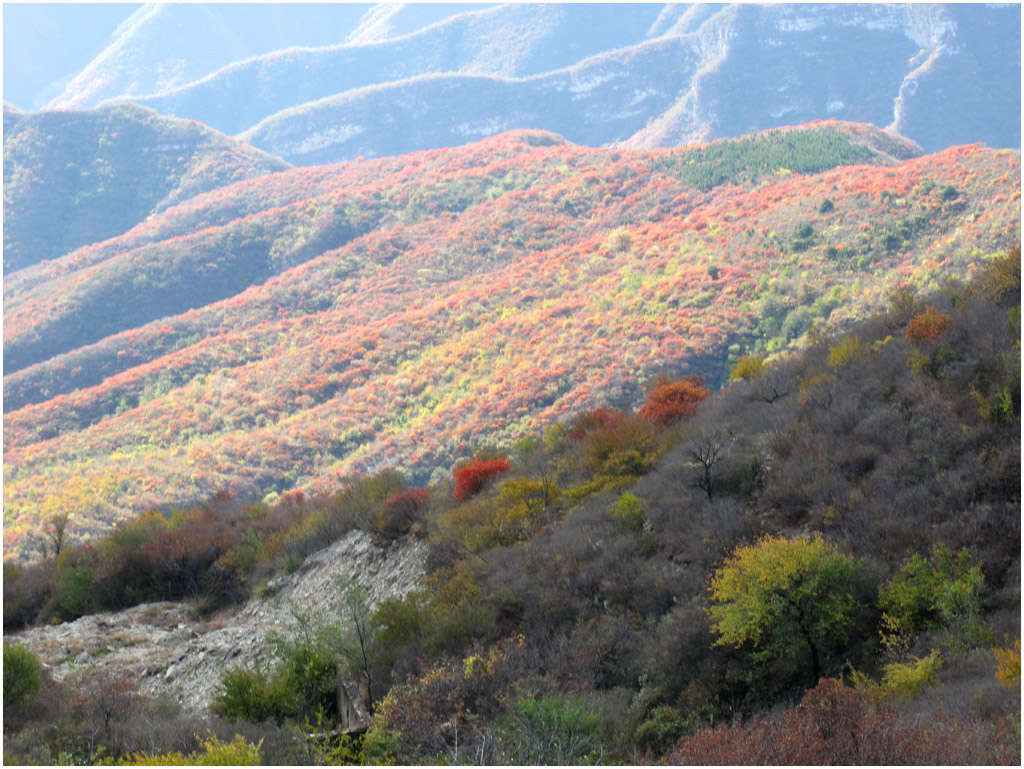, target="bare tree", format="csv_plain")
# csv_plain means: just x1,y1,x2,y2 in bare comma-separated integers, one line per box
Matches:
757,368,792,404
688,438,724,501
